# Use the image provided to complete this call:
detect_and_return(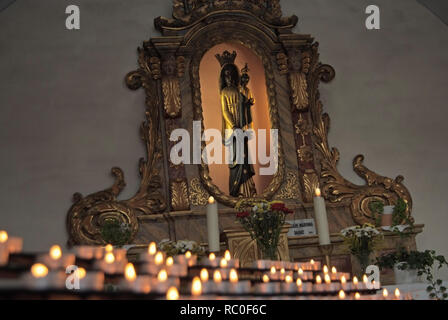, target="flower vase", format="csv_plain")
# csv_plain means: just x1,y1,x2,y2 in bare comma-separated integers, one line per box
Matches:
259,243,278,261
351,252,375,278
